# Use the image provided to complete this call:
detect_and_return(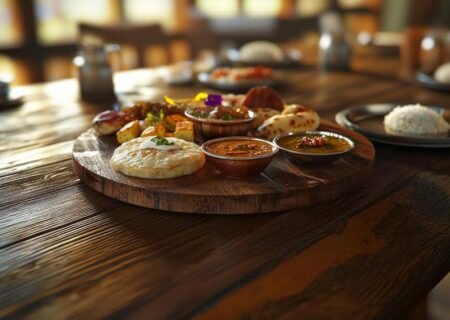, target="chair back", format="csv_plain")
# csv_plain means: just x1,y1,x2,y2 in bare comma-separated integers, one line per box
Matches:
78,23,172,68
